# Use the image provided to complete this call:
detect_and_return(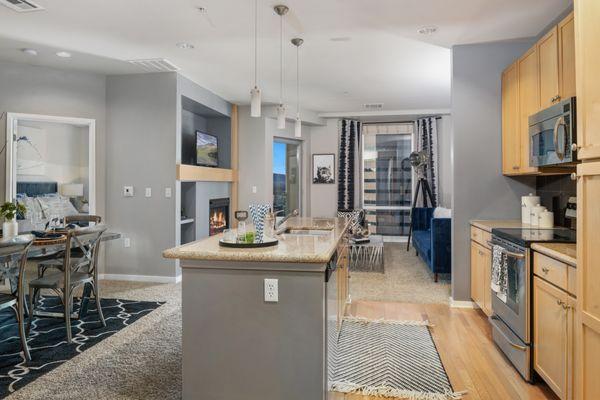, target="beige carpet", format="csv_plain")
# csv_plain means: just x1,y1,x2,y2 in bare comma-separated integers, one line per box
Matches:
6,280,182,400
349,243,451,304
